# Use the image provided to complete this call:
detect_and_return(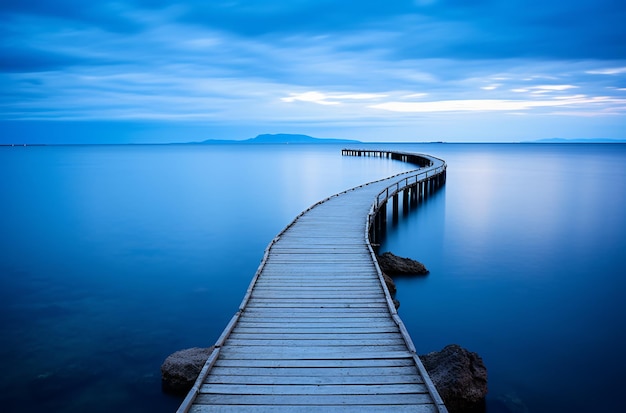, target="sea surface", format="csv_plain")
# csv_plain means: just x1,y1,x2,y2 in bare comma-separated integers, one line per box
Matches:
0,143,624,412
